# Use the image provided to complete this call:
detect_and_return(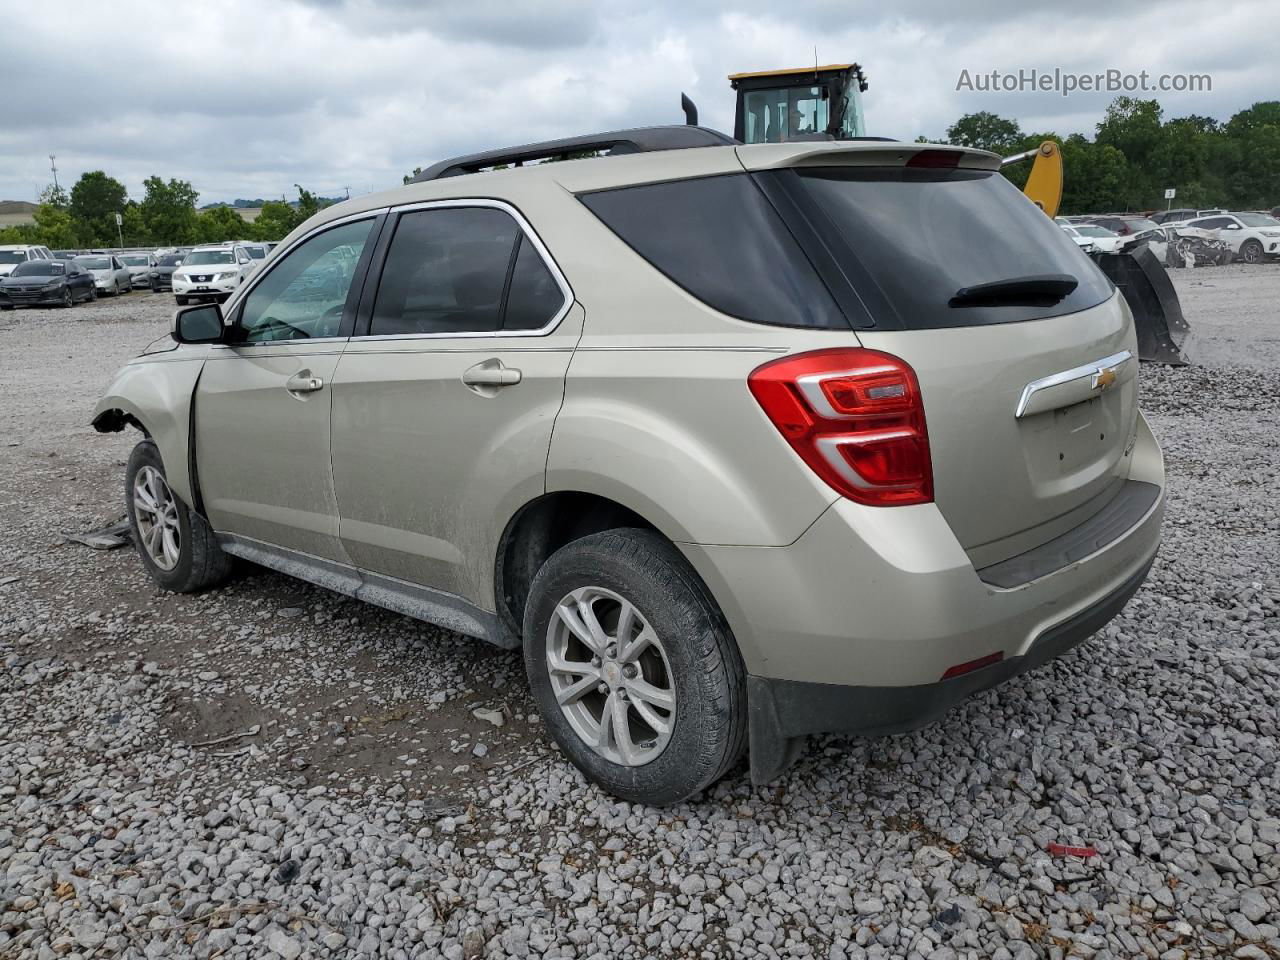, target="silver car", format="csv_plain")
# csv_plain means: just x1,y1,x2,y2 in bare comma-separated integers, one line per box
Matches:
118,253,158,289
94,131,1165,804
74,254,133,296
